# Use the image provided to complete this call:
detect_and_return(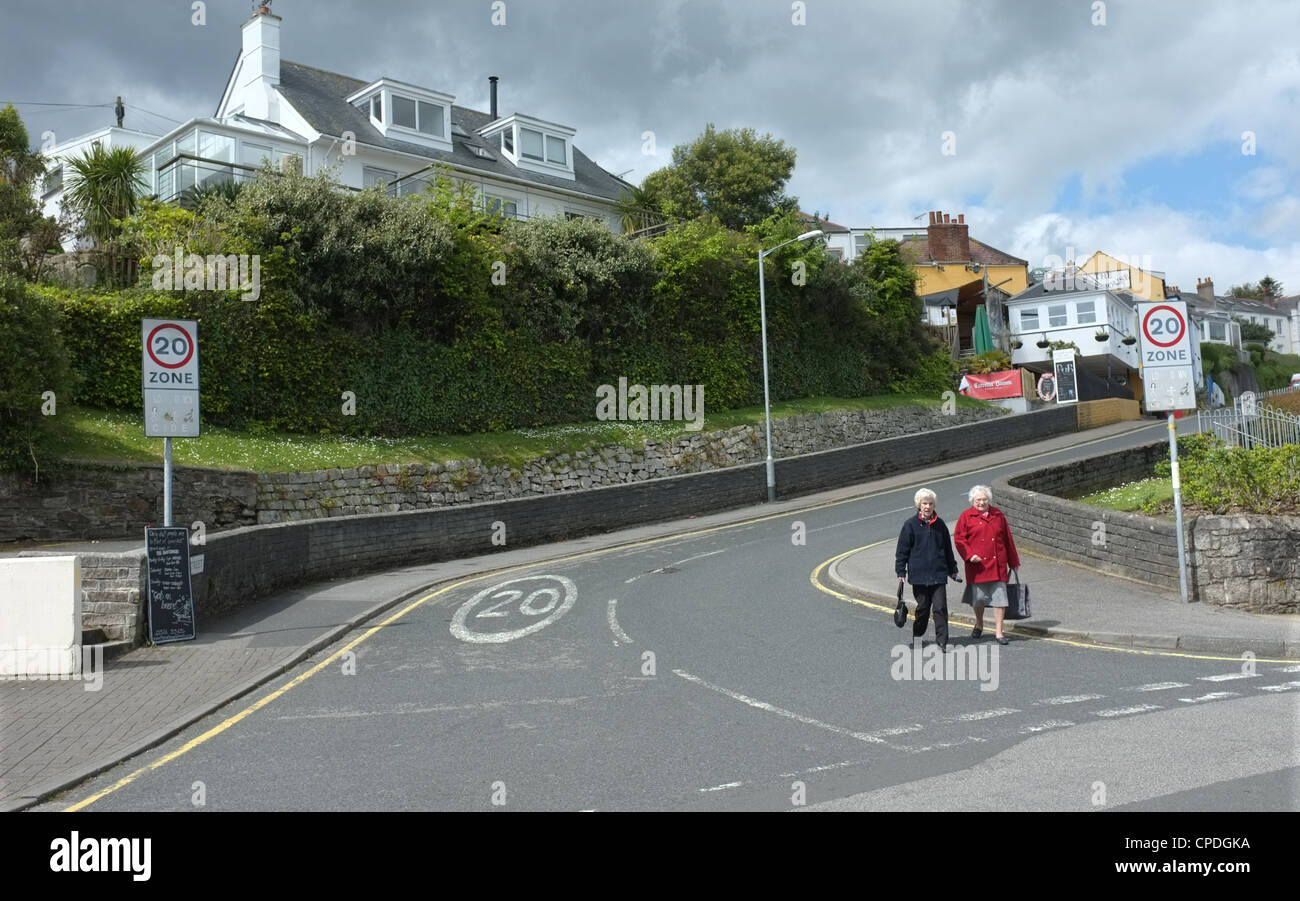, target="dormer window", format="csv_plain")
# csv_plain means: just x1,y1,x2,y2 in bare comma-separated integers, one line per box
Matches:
479,114,576,181
371,95,382,122
347,79,454,151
